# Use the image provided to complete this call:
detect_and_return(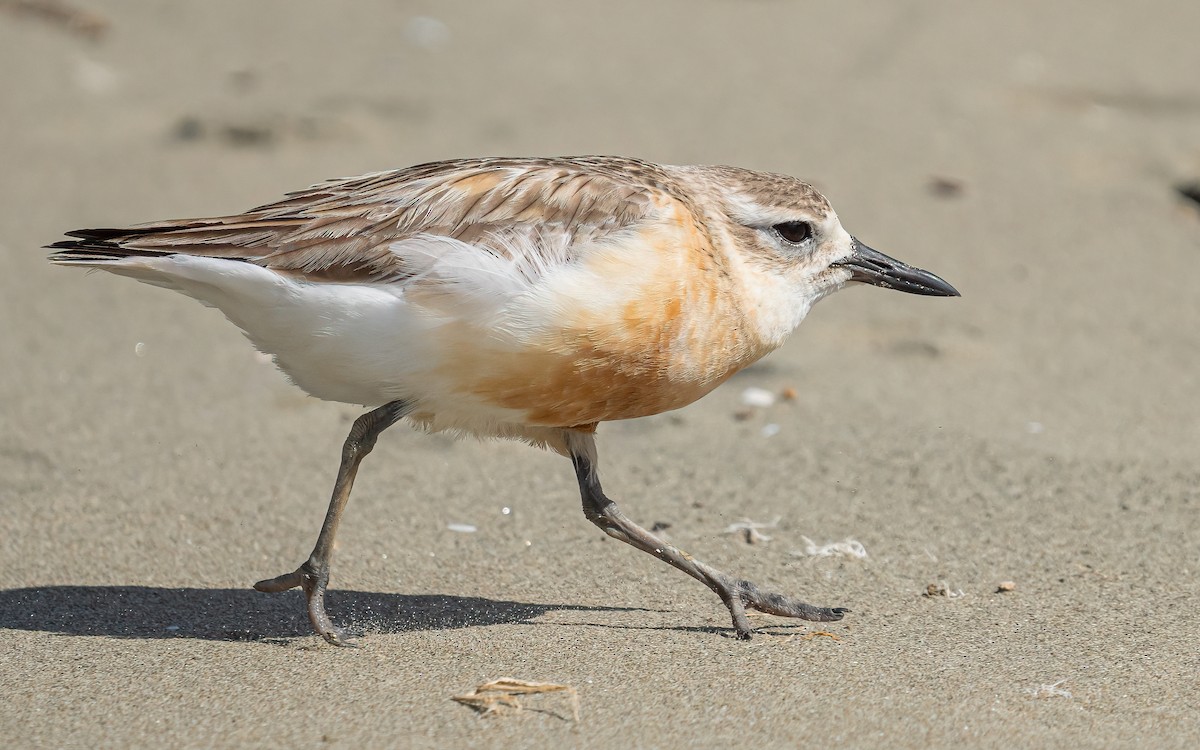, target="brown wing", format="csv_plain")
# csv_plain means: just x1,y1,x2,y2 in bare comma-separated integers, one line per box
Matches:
48,156,676,282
